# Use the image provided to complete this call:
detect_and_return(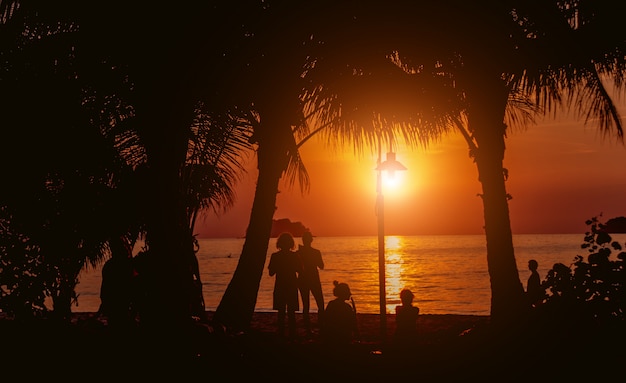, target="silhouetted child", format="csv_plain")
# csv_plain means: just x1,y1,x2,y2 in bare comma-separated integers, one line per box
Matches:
268,232,303,338
321,280,359,345
526,259,545,307
297,230,325,332
394,288,419,346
